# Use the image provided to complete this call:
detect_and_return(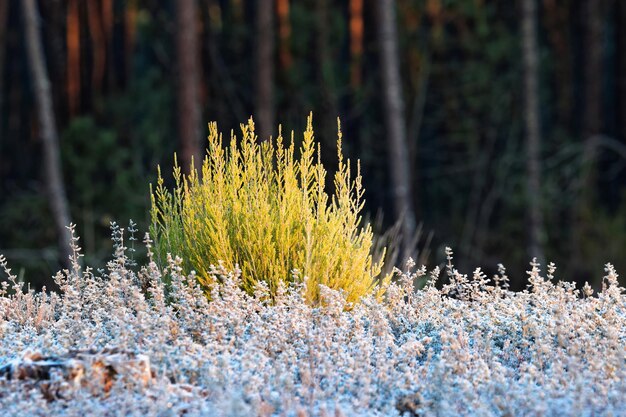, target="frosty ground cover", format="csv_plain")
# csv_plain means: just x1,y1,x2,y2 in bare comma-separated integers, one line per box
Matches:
0,229,624,416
